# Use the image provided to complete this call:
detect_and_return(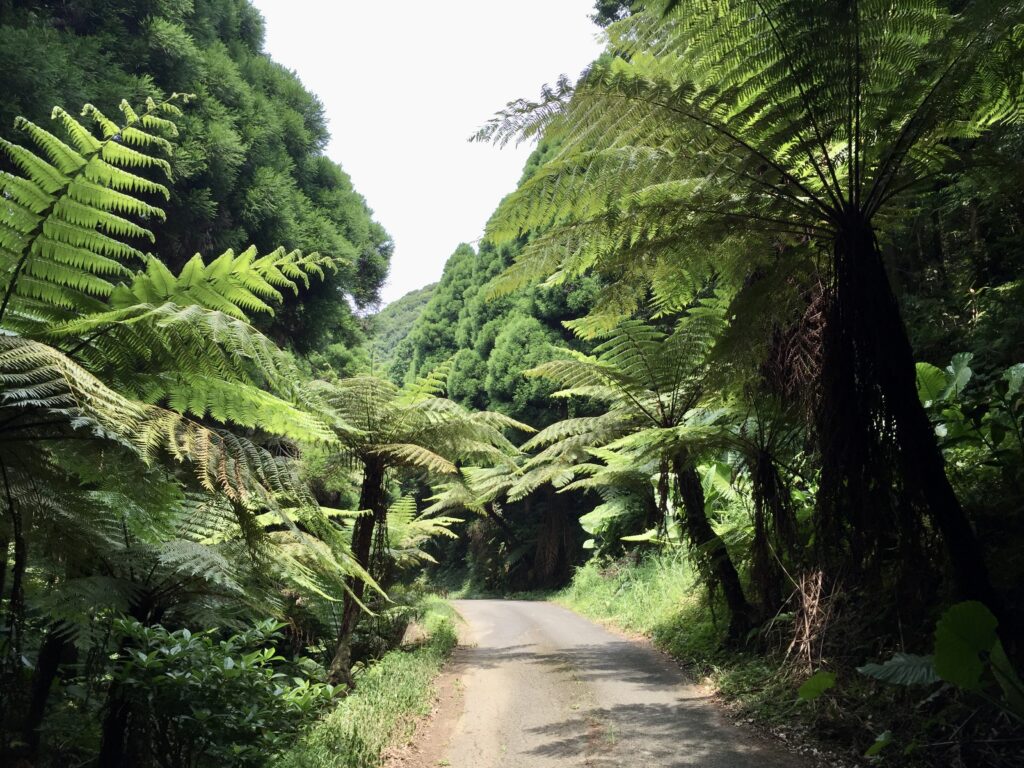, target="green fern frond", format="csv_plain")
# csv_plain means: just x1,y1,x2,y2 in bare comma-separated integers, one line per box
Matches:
0,99,181,328
114,246,334,320
480,1,1024,315
0,335,309,503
